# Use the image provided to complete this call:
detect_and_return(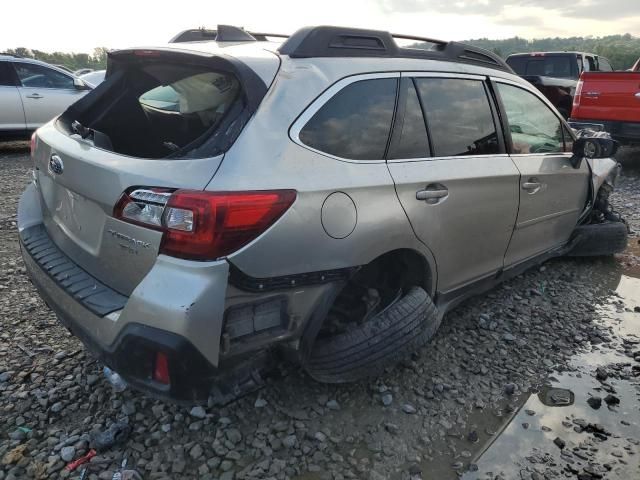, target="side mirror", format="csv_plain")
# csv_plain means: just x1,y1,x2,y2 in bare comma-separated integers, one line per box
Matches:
571,136,619,168
73,77,91,90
